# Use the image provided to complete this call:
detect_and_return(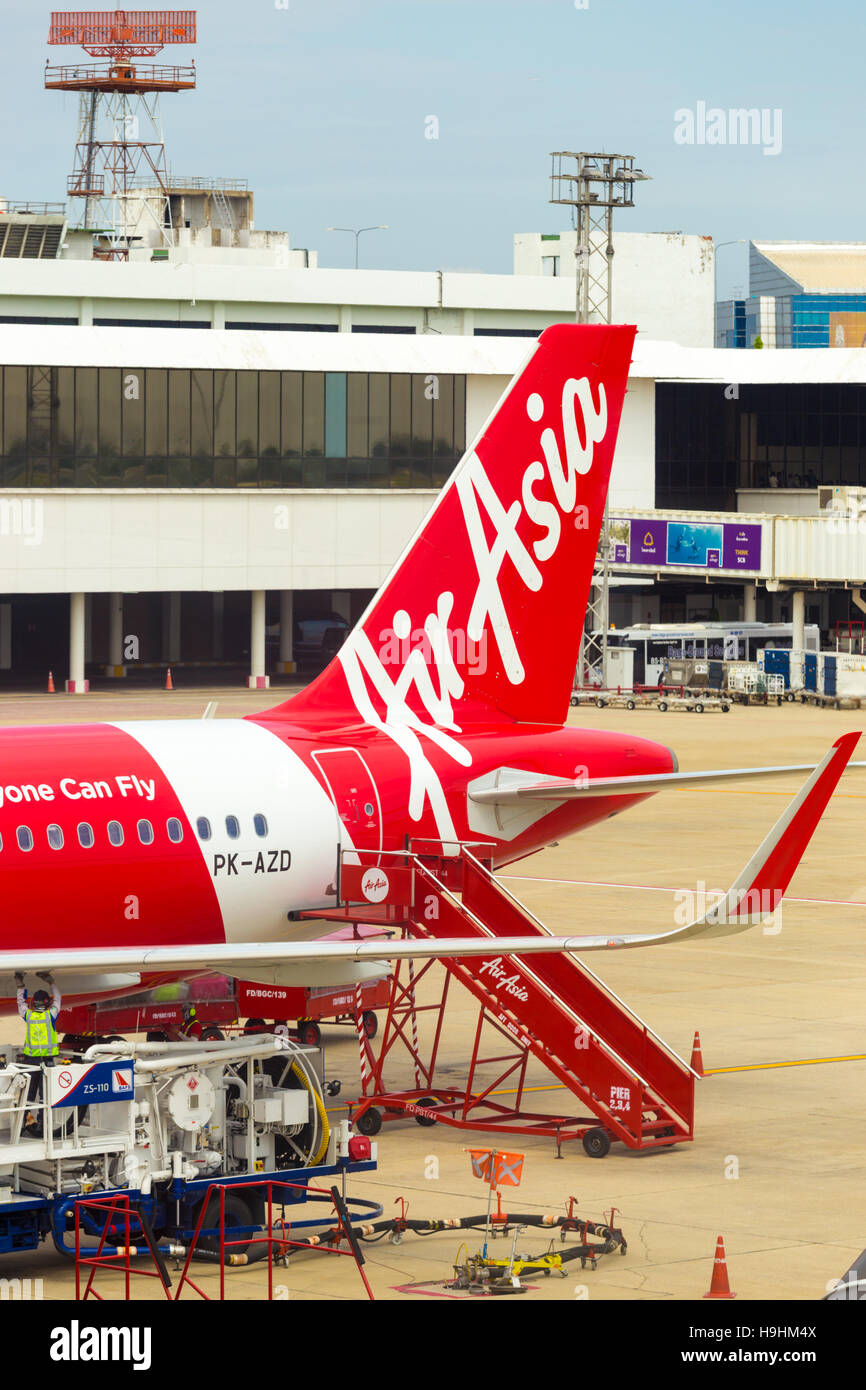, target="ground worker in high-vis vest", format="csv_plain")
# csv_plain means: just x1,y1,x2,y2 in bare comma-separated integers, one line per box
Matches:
15,971,61,1065
180,1003,203,1040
